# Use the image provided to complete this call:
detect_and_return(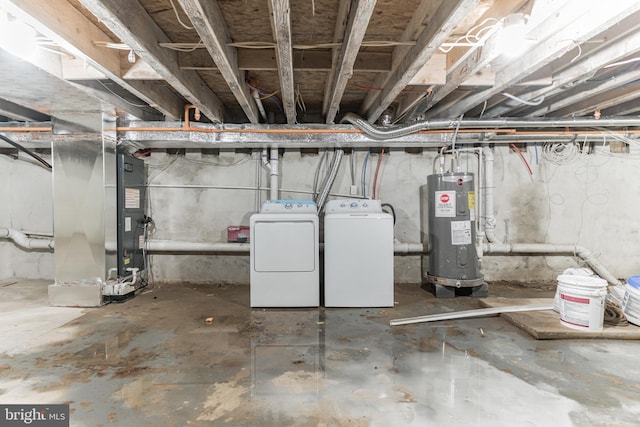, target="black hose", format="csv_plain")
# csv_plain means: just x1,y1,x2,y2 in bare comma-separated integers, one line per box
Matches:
381,203,396,225
0,134,52,169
